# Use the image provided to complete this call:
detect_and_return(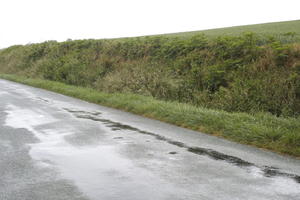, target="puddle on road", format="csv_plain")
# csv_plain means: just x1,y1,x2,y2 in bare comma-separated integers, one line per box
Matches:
4,105,180,200
64,107,300,184
45,145,179,200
